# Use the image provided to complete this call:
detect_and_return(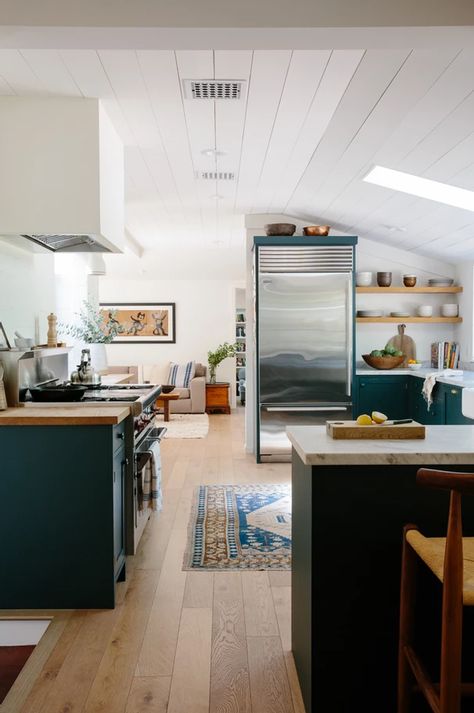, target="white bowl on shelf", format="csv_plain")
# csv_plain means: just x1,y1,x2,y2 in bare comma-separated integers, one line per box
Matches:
440,304,459,317
408,363,423,370
416,305,433,317
356,271,372,286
